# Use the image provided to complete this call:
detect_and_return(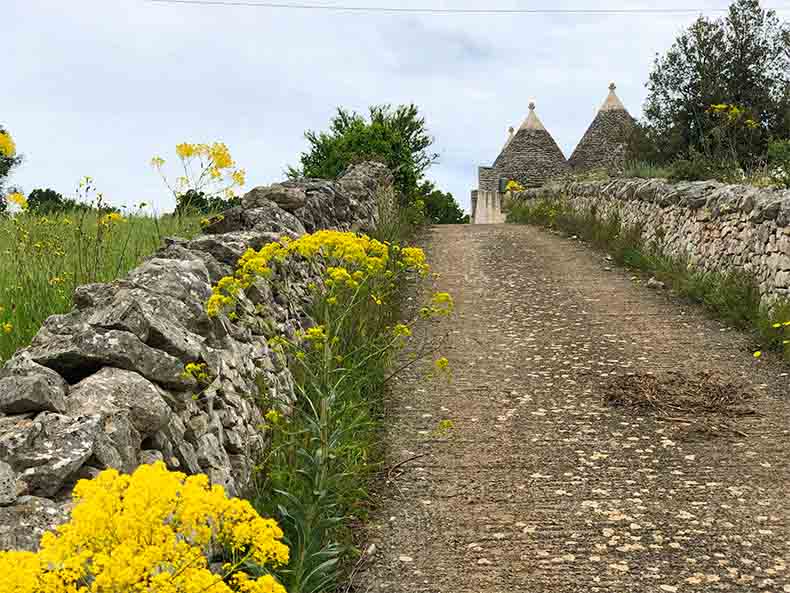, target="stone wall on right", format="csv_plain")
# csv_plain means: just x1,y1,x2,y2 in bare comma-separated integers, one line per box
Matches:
509,178,790,305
